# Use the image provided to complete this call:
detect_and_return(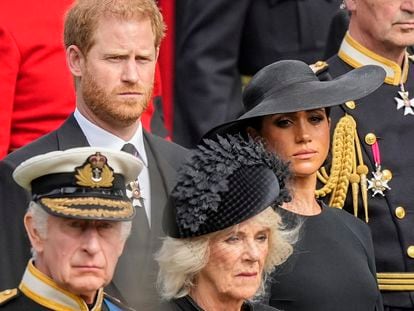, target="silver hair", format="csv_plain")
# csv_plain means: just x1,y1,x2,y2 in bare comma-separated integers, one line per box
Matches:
27,201,132,258
27,201,49,259
155,207,299,301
